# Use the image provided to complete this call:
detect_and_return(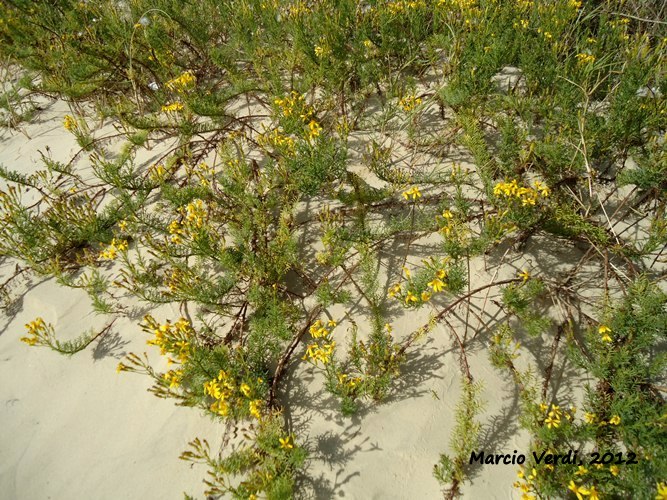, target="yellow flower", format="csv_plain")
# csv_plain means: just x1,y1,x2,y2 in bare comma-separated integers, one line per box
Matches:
307,119,322,140
428,278,446,292
598,325,613,342
240,383,251,397
576,53,596,65
609,415,621,425
161,101,184,113
165,70,196,93
421,291,431,302
279,436,293,450
656,482,667,500
441,209,453,220
584,412,596,424
402,266,411,278
587,486,599,500
609,465,620,476
249,399,262,419
568,481,590,500
399,95,422,112
405,291,418,304
575,465,588,476
388,283,402,298
210,399,229,416
544,414,560,429
63,115,77,131
402,186,422,200
518,269,530,281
